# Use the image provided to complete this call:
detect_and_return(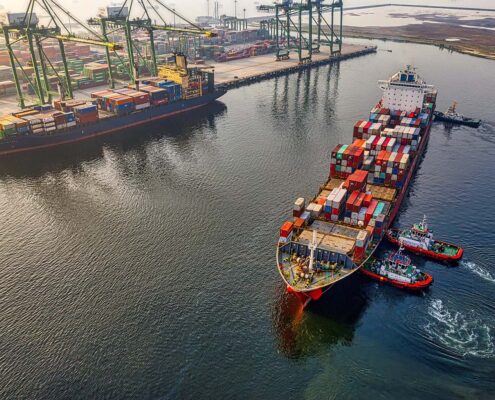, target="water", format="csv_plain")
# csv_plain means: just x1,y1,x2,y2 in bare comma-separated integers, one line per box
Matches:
1,39,495,399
